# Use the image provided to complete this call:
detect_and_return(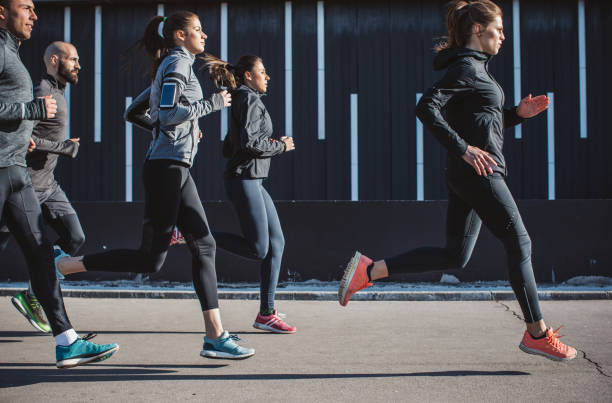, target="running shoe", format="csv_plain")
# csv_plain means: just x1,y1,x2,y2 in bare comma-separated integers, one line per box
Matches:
253,309,297,334
338,251,373,306
169,227,186,246
53,246,68,280
519,326,577,361
11,290,51,333
56,338,119,368
201,331,255,359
